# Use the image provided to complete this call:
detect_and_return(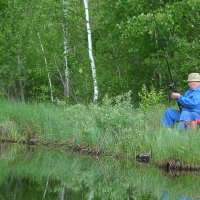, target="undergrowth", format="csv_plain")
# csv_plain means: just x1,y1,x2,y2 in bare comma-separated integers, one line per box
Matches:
0,89,199,164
